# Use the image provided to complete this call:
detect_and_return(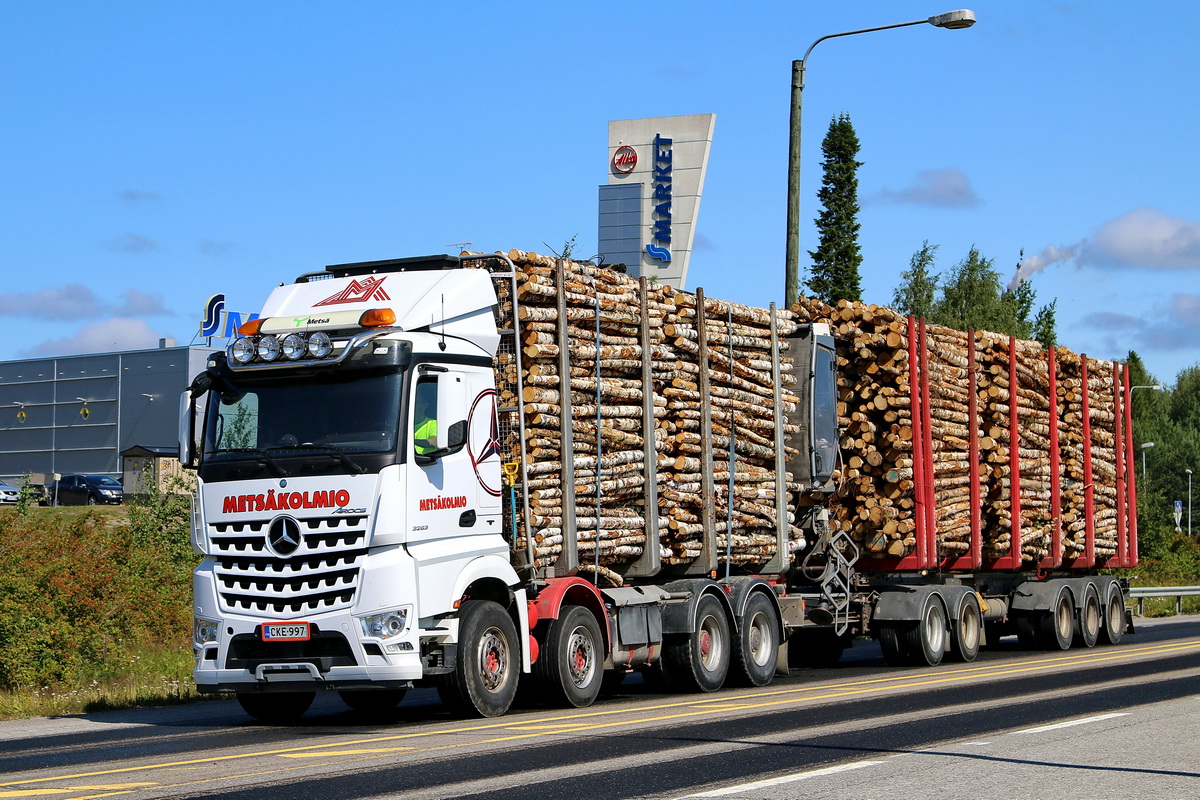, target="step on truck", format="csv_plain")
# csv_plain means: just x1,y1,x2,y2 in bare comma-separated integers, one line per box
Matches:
179,251,1136,722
